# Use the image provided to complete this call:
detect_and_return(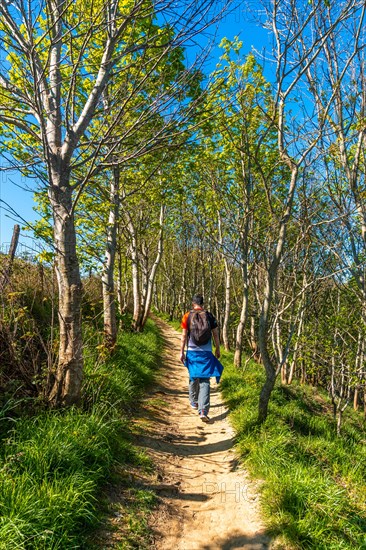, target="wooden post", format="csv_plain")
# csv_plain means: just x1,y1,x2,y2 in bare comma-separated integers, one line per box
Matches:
0,224,20,292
